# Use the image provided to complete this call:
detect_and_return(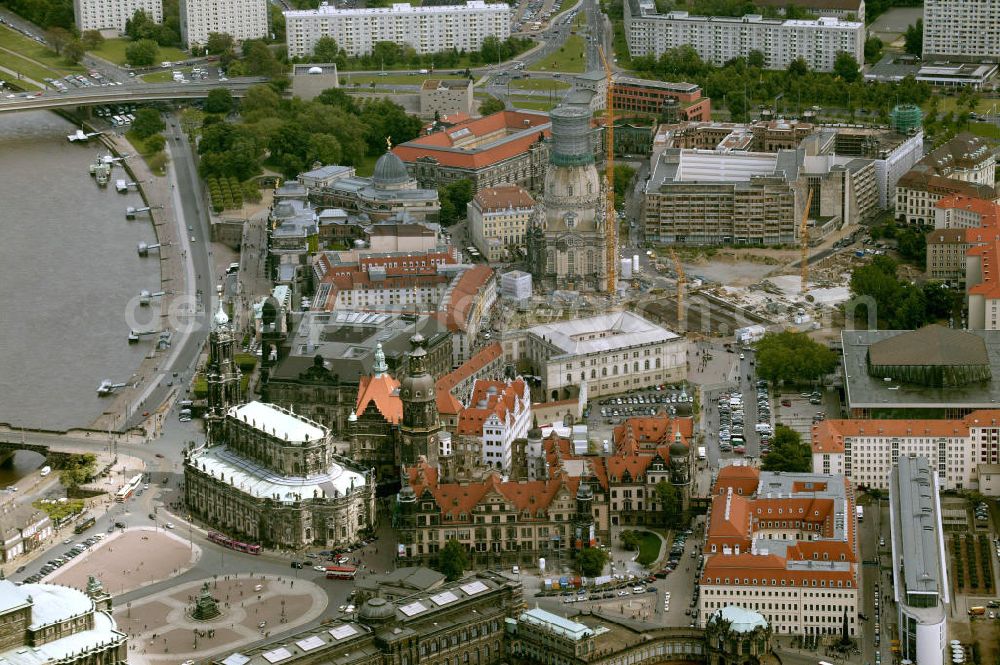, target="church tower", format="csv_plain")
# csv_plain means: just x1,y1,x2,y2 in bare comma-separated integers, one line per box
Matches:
398,333,441,469
527,105,610,292
205,288,242,442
